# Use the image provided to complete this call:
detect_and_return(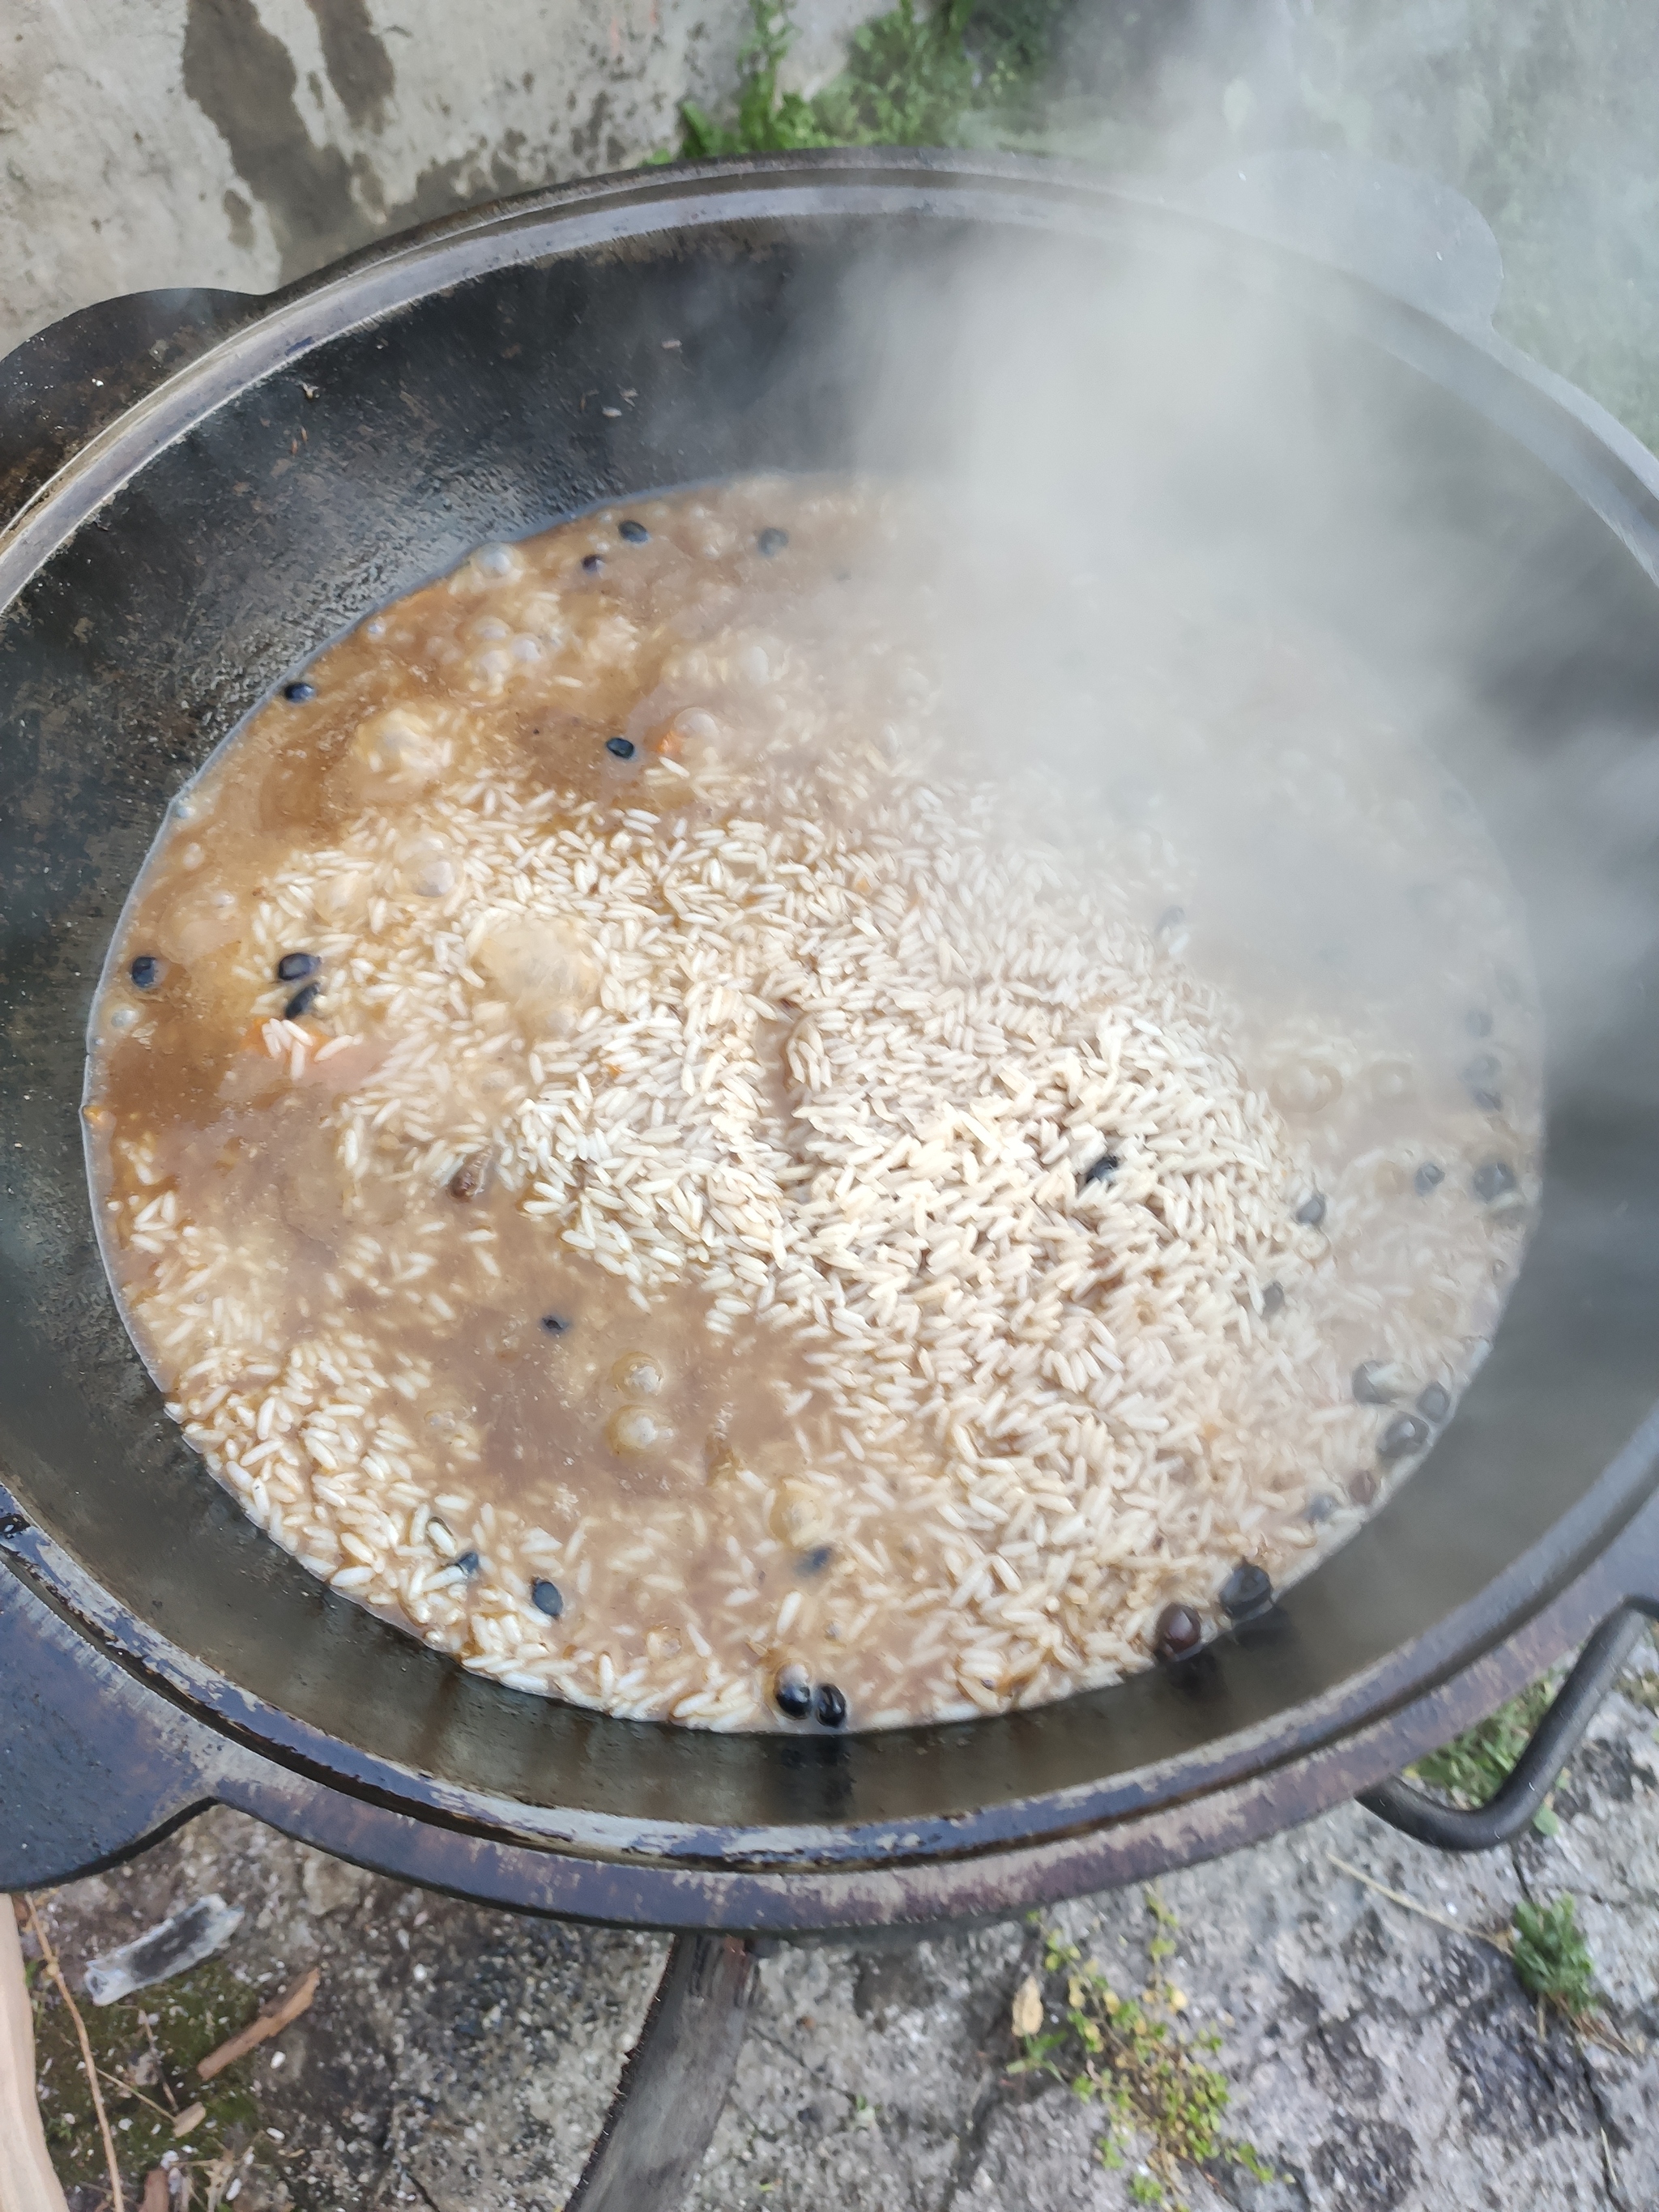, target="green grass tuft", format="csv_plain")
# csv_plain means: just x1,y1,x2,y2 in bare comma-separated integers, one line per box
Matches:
1411,1675,1561,1835
671,0,1068,164
1009,1893,1275,2211
1512,1894,1597,2018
